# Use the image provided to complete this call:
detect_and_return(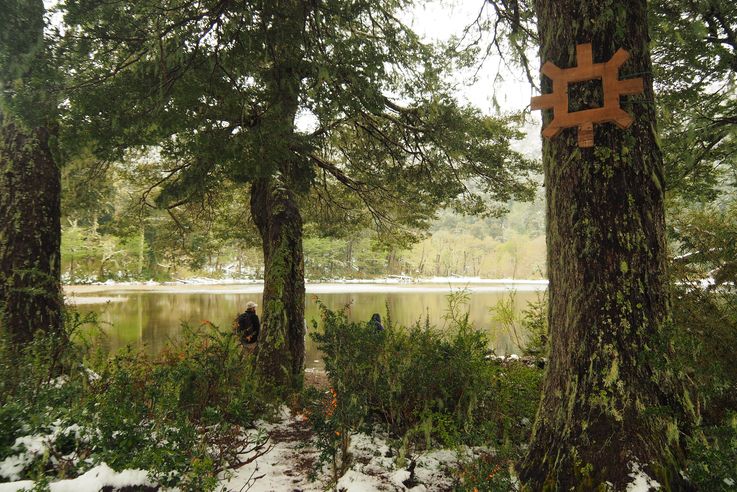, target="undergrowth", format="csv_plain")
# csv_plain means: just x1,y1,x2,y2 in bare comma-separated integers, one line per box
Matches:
672,285,737,490
308,291,544,485
0,313,275,490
